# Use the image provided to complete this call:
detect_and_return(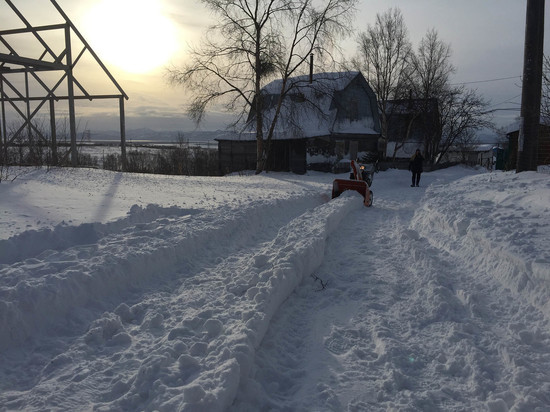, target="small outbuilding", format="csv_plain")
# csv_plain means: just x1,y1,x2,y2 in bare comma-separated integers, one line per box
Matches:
217,71,381,174
506,122,550,169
